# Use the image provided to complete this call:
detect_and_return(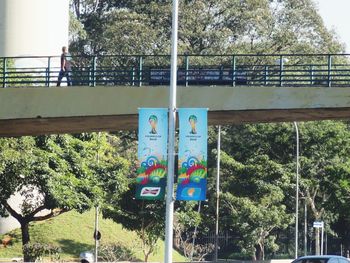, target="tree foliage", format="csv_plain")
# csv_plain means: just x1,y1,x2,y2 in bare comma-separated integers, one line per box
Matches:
103,186,165,262
206,122,350,259
0,133,130,261
69,0,344,56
